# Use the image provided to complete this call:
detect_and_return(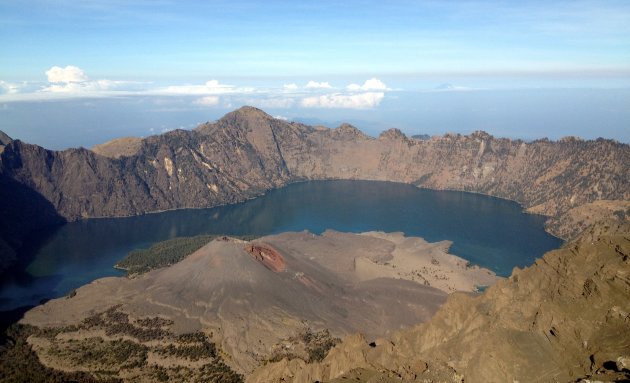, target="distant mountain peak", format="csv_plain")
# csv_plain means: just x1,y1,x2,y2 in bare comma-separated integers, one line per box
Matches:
0,130,12,146
559,135,584,142
379,128,407,140
470,130,493,140
336,122,359,131
213,106,278,134
230,105,273,119
333,123,367,139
